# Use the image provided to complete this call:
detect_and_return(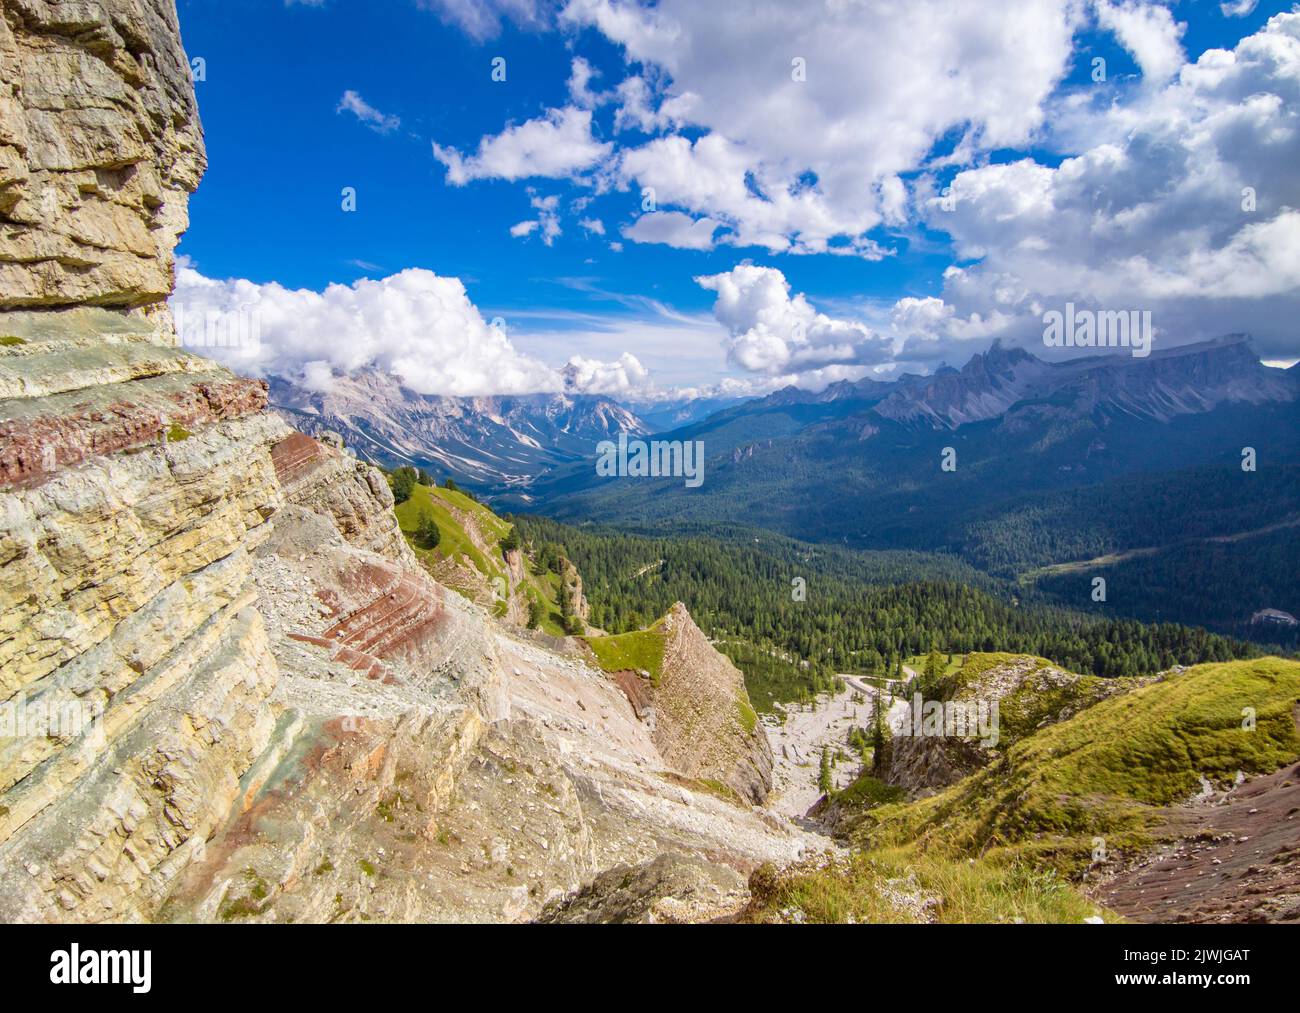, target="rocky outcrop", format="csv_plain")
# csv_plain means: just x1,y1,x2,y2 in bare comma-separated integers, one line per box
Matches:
0,399,287,919
885,653,1147,797
0,0,300,920
651,603,774,804
270,431,416,567
0,0,205,309
536,851,748,924
559,557,589,624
